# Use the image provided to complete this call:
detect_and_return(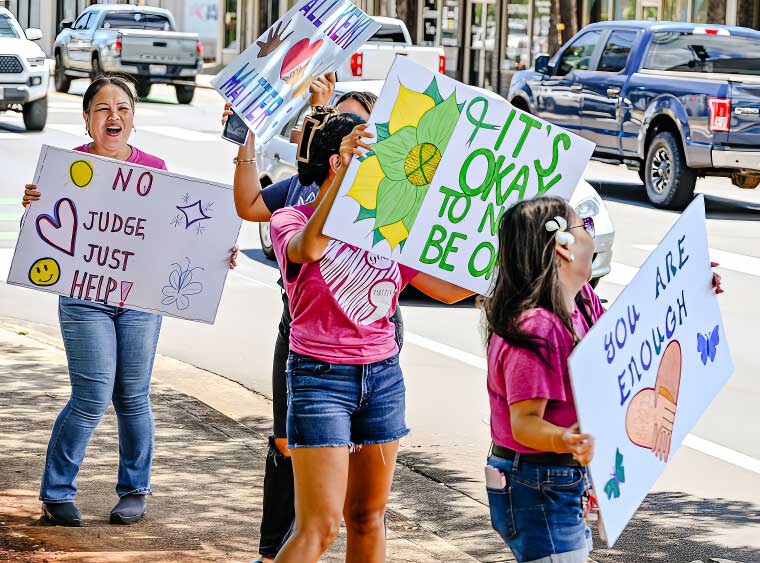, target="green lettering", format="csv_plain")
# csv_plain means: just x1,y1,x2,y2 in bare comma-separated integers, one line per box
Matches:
465,97,501,145
459,148,495,198
535,133,571,195
437,186,471,224
468,242,498,279
440,232,467,272
494,108,517,152
478,202,506,236
512,114,542,158
420,225,448,265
